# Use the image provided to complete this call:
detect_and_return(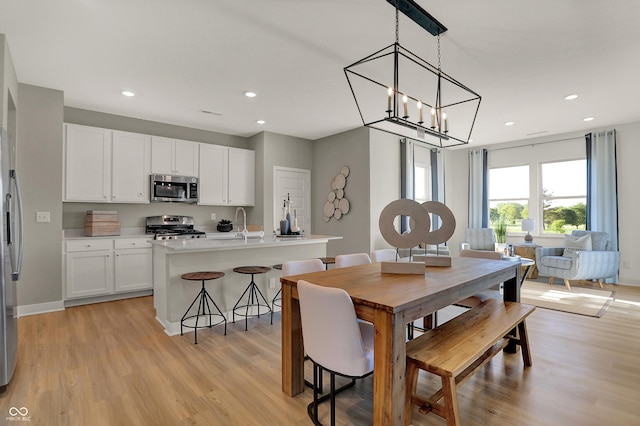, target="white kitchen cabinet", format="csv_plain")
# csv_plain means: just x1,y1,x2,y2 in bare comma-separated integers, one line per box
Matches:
64,124,111,202
228,147,255,206
65,239,114,299
198,143,228,204
114,238,153,292
112,131,151,203
64,238,153,300
198,144,254,206
151,136,198,176
63,124,151,203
